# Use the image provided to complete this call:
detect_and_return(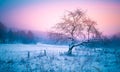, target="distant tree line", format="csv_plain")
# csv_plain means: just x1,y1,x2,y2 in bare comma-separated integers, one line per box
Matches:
83,33,120,49
1,22,120,47
0,22,72,44
0,22,36,44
